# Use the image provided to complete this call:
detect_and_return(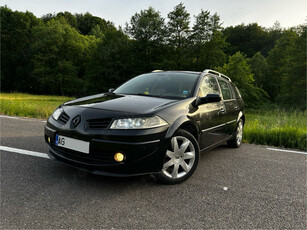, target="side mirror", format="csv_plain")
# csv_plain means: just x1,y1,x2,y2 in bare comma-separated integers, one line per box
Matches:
195,93,221,106
109,88,115,93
